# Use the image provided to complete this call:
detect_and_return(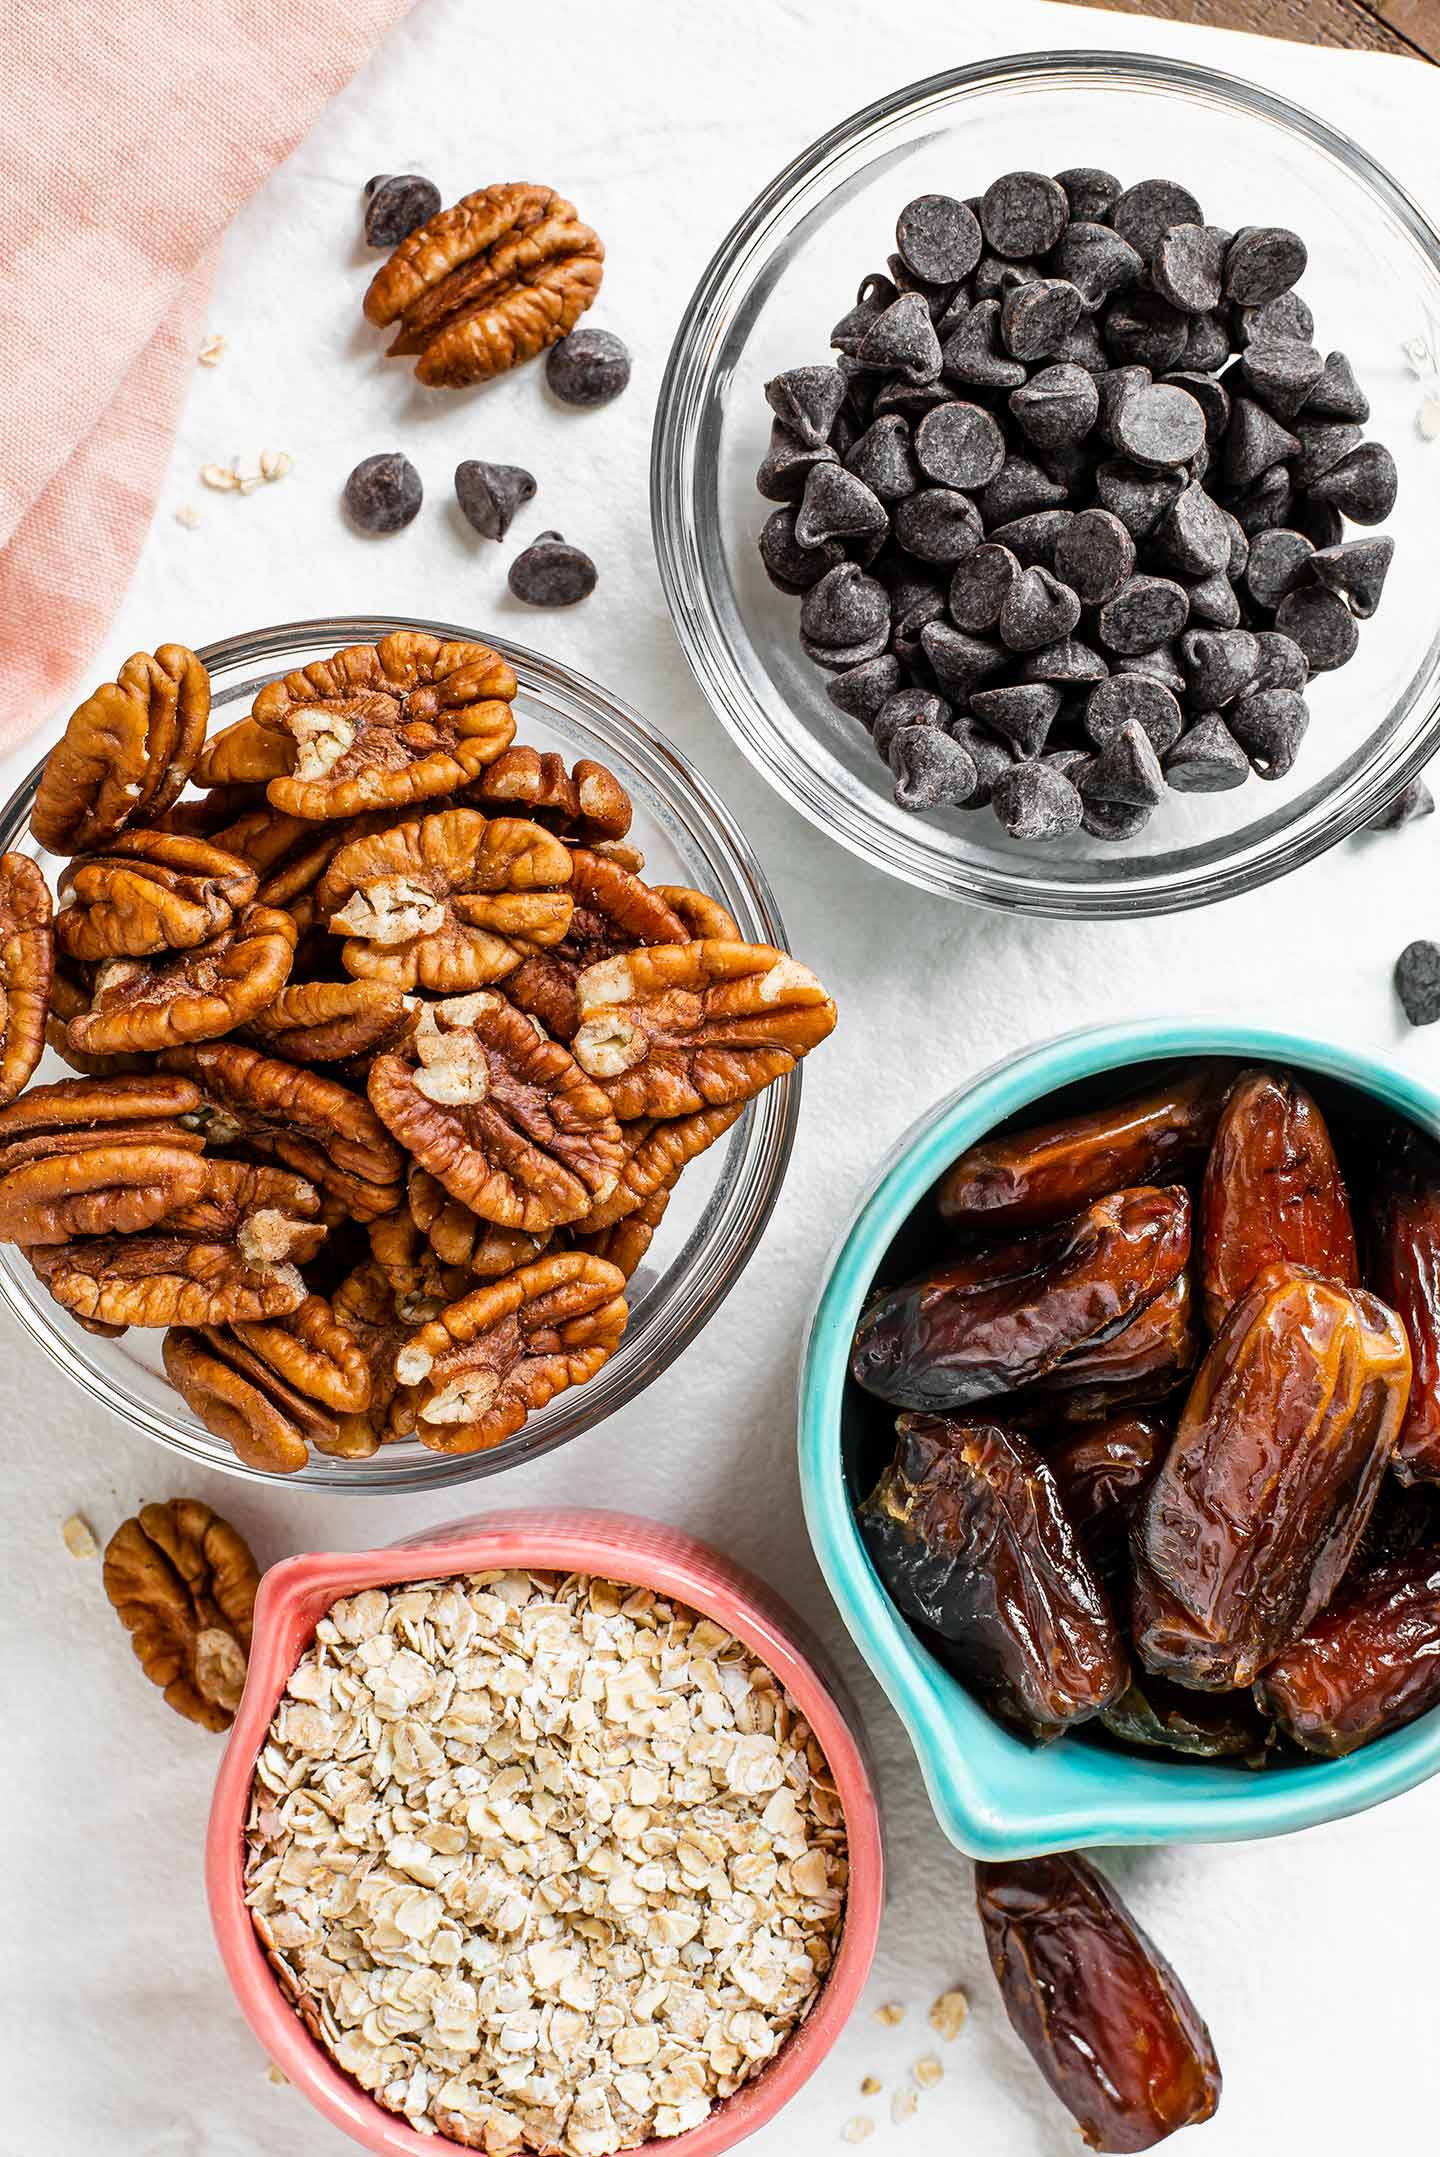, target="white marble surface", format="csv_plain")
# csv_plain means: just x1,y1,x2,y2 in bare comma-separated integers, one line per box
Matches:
6,2,1440,2152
